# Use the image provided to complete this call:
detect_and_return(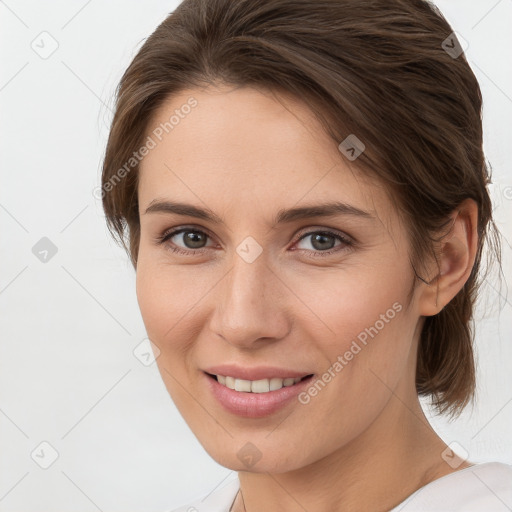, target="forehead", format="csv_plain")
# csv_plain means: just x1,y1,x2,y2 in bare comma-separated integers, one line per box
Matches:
138,85,393,227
